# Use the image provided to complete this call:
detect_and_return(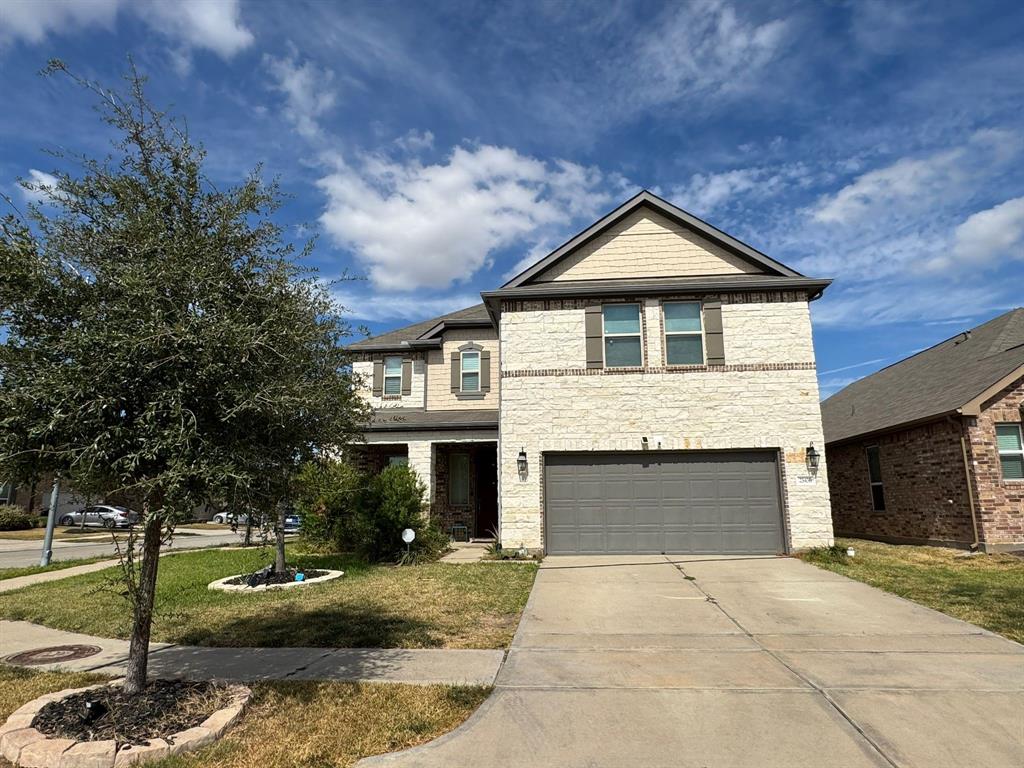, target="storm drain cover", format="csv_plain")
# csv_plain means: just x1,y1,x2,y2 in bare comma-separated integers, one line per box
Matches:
5,645,103,665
